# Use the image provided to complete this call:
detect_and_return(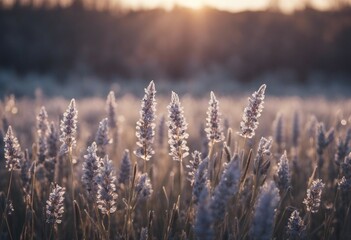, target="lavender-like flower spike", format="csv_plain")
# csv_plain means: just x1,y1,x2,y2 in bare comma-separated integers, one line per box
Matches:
335,128,351,165
210,154,240,222
338,154,351,198
274,151,291,194
106,91,117,129
273,113,284,154
316,123,334,155
118,149,131,185
253,137,273,177
192,157,209,204
47,122,59,159
97,155,118,214
139,227,148,240
205,91,224,143
186,150,202,186
194,185,214,240
292,112,300,148
37,106,49,163
157,115,166,147
46,183,65,225
239,84,266,139
82,142,100,196
167,91,189,161
287,210,306,240
316,123,334,170
95,118,110,157
135,173,153,201
134,80,157,161
4,126,22,171
21,149,32,198
303,179,325,213
341,153,351,179
250,181,280,240
338,176,351,194
37,106,49,135
59,99,78,155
